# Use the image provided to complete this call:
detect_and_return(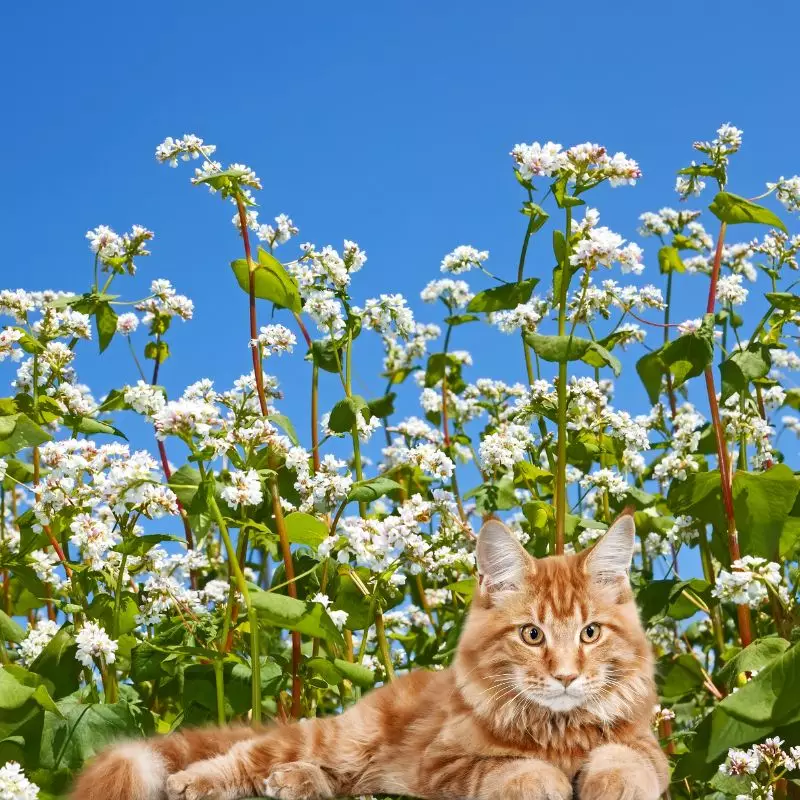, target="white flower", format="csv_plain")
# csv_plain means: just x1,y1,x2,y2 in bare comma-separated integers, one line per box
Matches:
420,279,473,309
221,469,263,508
17,619,59,666
713,556,788,608
356,294,415,338
510,141,567,179
768,175,800,212
155,134,216,166
490,301,542,333
116,312,140,335
124,381,167,418
304,290,346,337
75,621,118,668
255,213,299,246
570,226,644,274
479,424,534,474
0,762,39,800
0,458,7,482
440,245,489,275
580,468,629,499
250,324,296,355
716,273,749,306
329,609,349,630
